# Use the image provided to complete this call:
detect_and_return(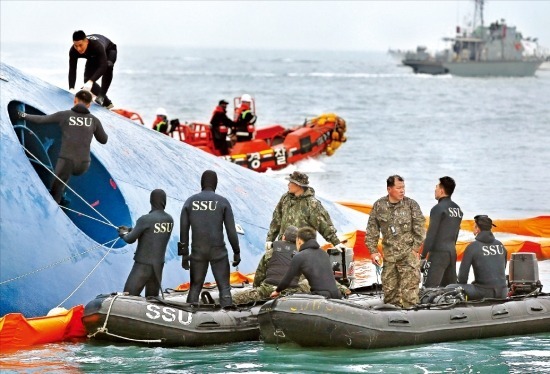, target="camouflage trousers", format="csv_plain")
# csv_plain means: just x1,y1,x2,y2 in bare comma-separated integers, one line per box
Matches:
381,250,420,308
232,281,306,305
